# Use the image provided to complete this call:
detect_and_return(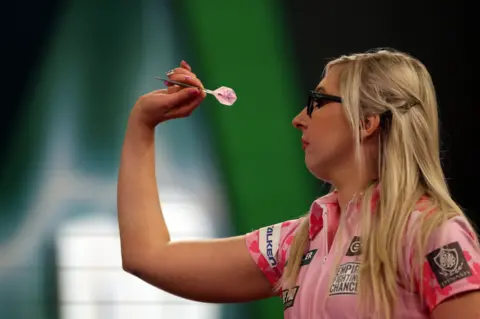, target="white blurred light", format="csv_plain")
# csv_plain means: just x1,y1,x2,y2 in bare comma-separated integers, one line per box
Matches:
55,199,221,319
